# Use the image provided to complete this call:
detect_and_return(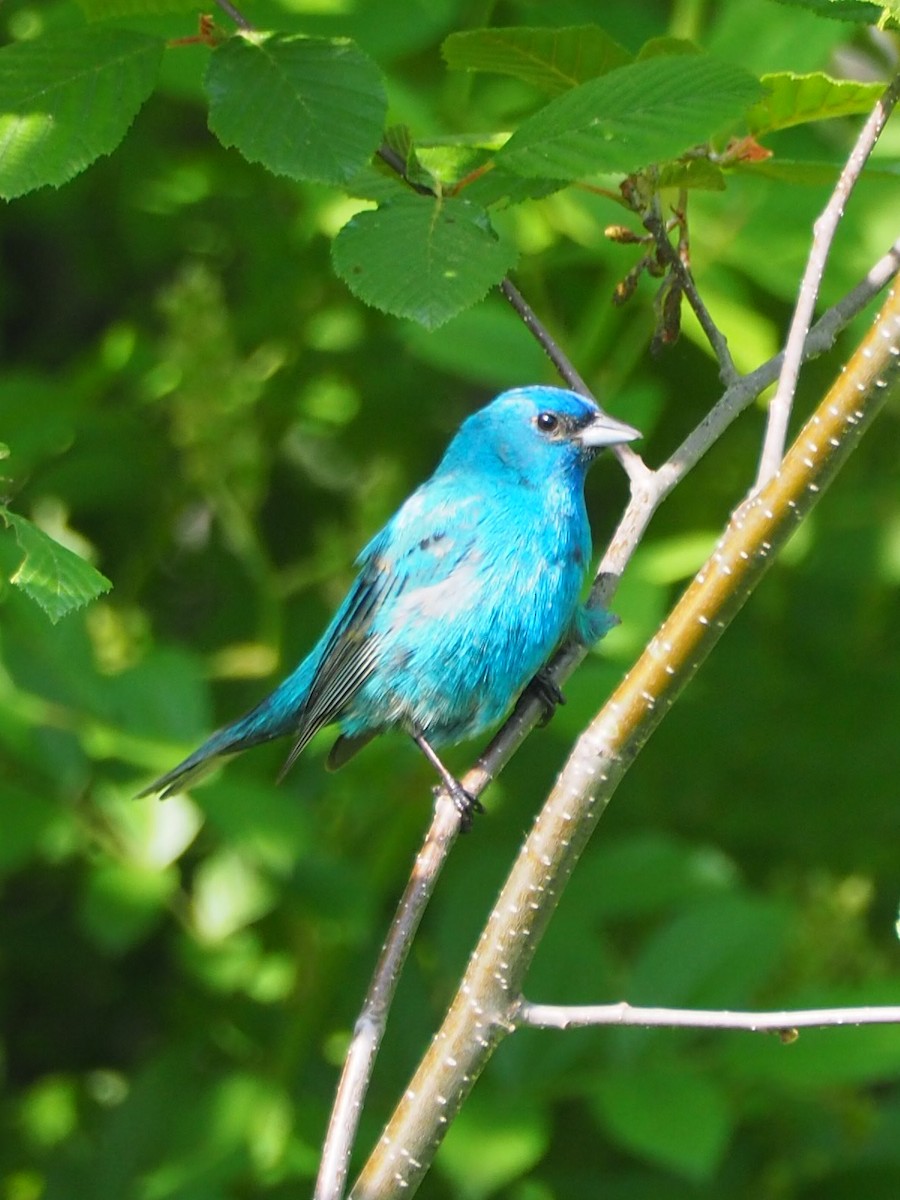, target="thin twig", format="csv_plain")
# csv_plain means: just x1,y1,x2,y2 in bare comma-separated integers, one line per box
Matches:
465,235,900,792
516,999,900,1033
755,70,900,487
314,800,460,1200
212,0,253,30
642,194,739,385
499,279,592,395
375,144,435,197
351,280,900,1199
